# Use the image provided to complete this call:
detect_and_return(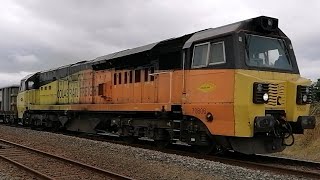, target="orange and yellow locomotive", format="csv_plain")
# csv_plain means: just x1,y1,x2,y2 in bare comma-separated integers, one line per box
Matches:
17,16,316,154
